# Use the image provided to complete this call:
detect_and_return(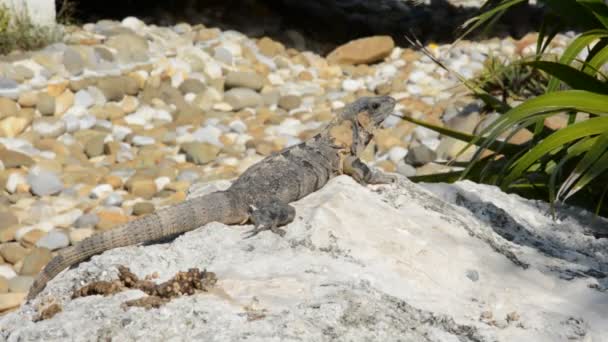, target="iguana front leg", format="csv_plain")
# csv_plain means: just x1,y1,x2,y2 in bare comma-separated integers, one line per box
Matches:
343,155,397,185
244,201,296,238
